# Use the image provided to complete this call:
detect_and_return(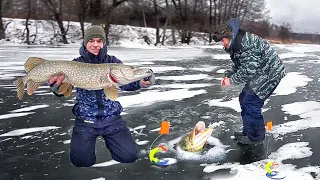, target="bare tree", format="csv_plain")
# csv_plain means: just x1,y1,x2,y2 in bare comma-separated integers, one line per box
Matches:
32,20,38,44
234,0,245,18
142,6,147,28
41,0,68,44
208,0,213,43
75,0,89,38
24,0,32,44
0,0,5,39
226,0,235,20
131,0,148,28
1,0,298,45
97,0,129,45
89,0,101,24
279,23,291,43
153,0,161,46
222,0,228,23
171,0,194,44
240,0,266,21
160,0,171,45
244,20,270,38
